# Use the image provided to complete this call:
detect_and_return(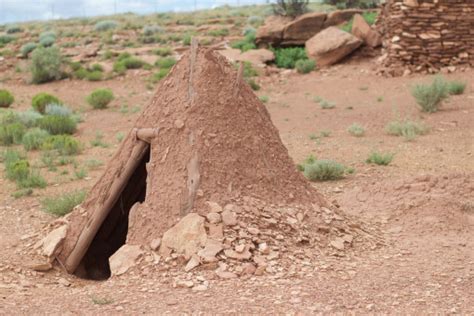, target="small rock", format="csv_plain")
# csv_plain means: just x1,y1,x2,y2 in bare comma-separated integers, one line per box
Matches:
248,227,260,235
258,243,270,255
221,210,237,226
176,279,194,288
208,223,224,239
206,201,223,213
184,255,200,272
330,238,345,251
242,263,256,275
224,246,252,260
160,213,207,257
192,284,208,292
235,244,246,253
109,245,143,276
174,119,185,129
42,225,68,257
150,238,161,251
197,239,223,262
27,262,52,272
206,212,221,224
57,278,71,287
